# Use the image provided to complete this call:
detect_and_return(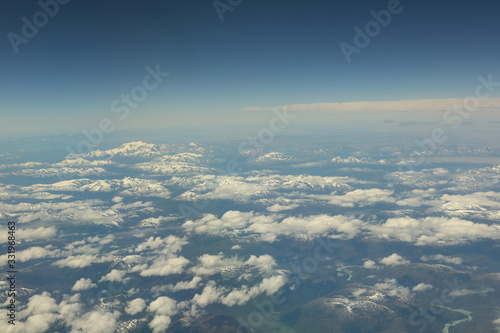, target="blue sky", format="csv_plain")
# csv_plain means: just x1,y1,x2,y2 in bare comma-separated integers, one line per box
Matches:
1,0,500,138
